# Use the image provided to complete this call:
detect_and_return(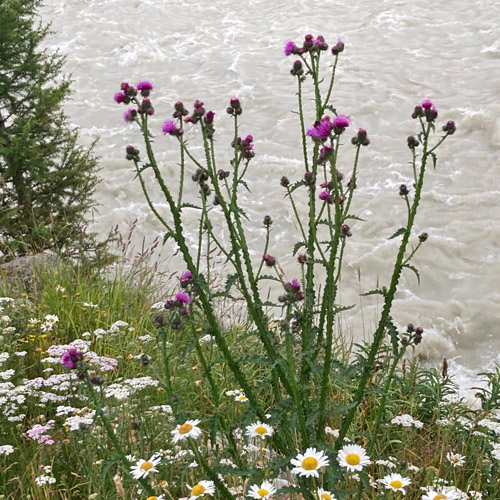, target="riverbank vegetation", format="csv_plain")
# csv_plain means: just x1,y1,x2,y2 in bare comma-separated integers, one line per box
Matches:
1,6,498,499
